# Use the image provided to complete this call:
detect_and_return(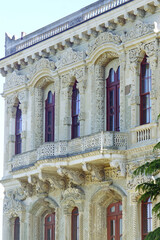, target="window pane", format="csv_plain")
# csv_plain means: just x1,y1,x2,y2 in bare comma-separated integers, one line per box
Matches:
119,218,122,235
110,69,114,83
110,206,115,213
111,220,115,236
119,204,122,212
47,229,52,240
